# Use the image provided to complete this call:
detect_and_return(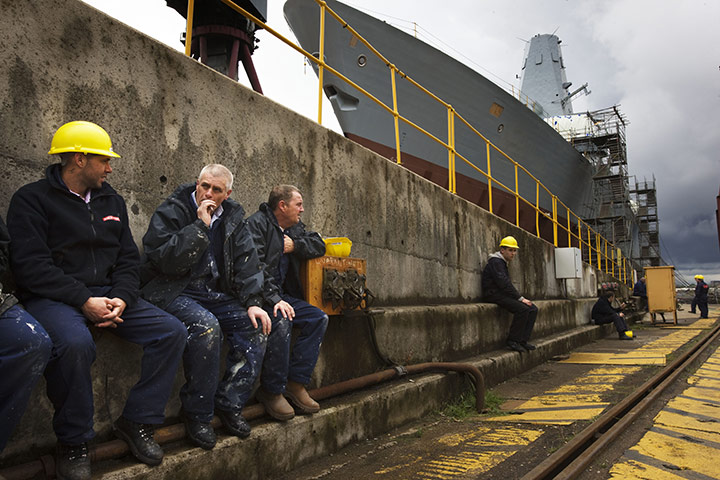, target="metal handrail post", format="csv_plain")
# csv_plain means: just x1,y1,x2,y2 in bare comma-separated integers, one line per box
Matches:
185,0,195,57
317,2,326,124
552,196,558,247
447,107,456,193
595,233,601,270
515,165,519,227
486,142,492,213
390,66,402,164
534,184,540,237
566,207,571,247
